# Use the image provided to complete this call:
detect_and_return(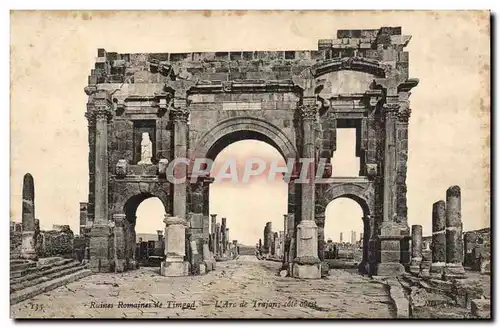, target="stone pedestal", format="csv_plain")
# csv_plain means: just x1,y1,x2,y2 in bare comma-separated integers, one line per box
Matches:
292,220,321,279
409,225,423,274
430,200,446,278
444,186,466,280
21,231,37,261
89,224,112,272
160,216,190,277
375,222,405,276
